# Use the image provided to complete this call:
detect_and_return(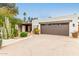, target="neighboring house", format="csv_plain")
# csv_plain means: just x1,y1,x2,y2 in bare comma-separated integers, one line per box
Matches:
20,14,79,37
